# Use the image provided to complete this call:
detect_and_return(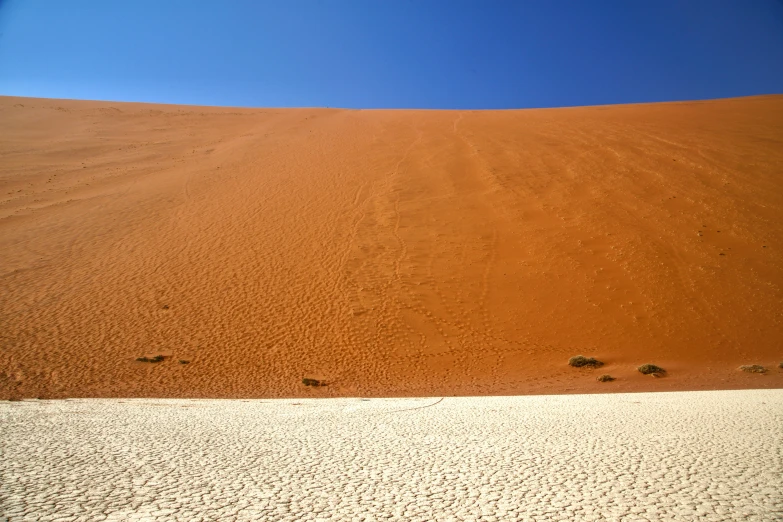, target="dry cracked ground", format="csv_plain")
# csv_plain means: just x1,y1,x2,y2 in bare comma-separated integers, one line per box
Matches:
1,389,782,521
